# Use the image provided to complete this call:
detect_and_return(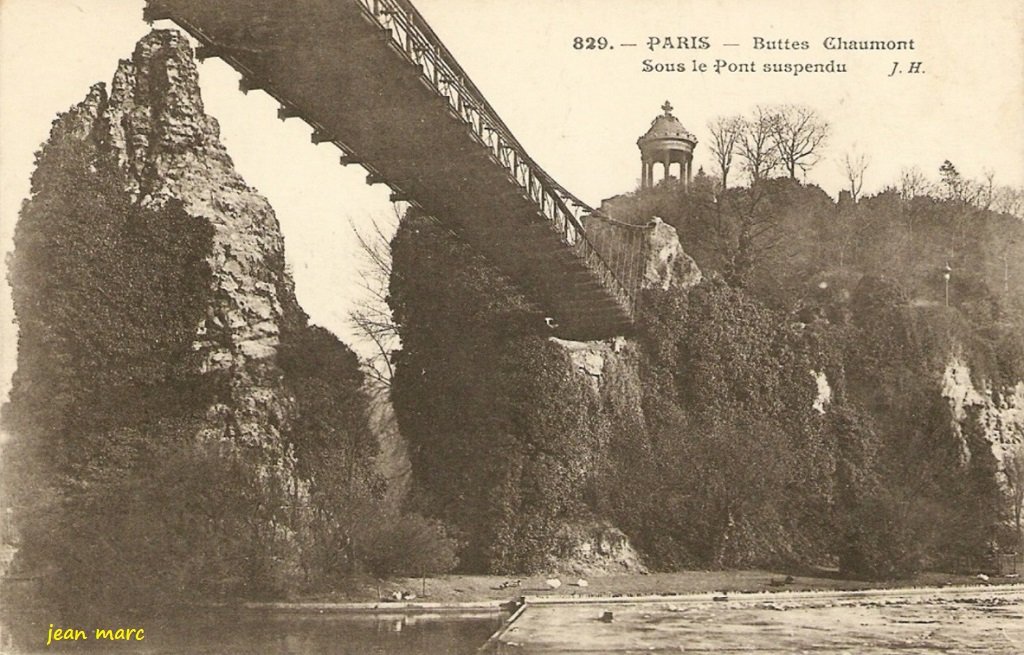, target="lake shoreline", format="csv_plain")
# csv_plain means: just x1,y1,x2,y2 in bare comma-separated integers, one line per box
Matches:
4,568,1020,614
